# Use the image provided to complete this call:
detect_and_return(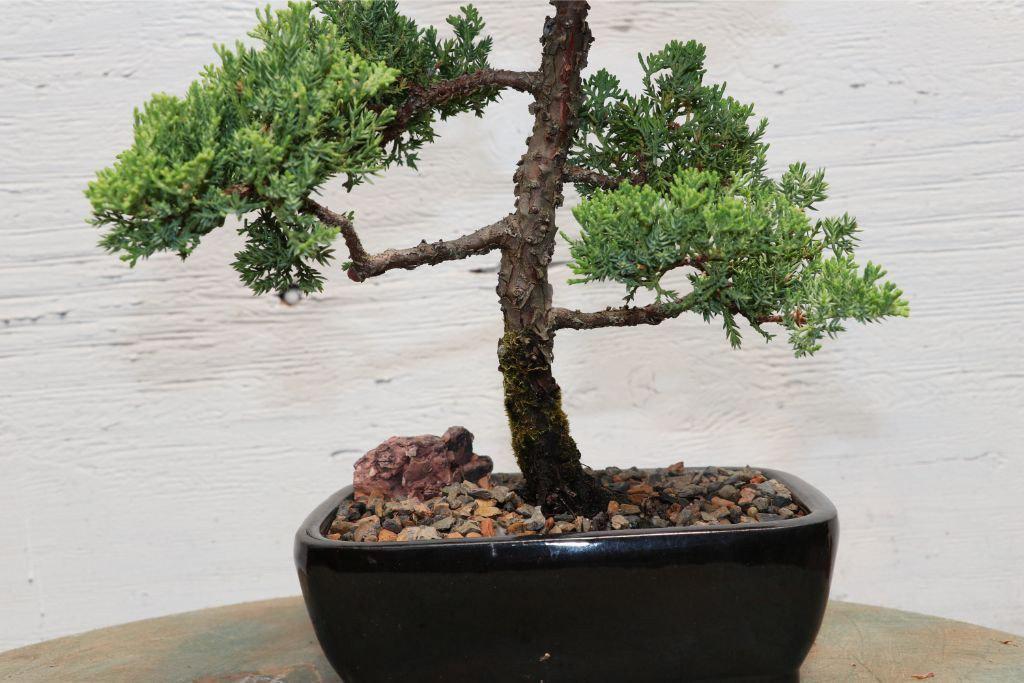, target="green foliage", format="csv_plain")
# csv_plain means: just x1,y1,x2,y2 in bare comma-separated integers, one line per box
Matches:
569,40,768,198
565,38,906,355
88,2,904,356
567,168,908,356
87,2,396,294
315,0,497,169
88,0,497,295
